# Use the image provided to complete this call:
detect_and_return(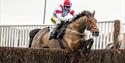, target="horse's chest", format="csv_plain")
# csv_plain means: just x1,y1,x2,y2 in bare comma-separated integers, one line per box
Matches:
48,40,61,49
